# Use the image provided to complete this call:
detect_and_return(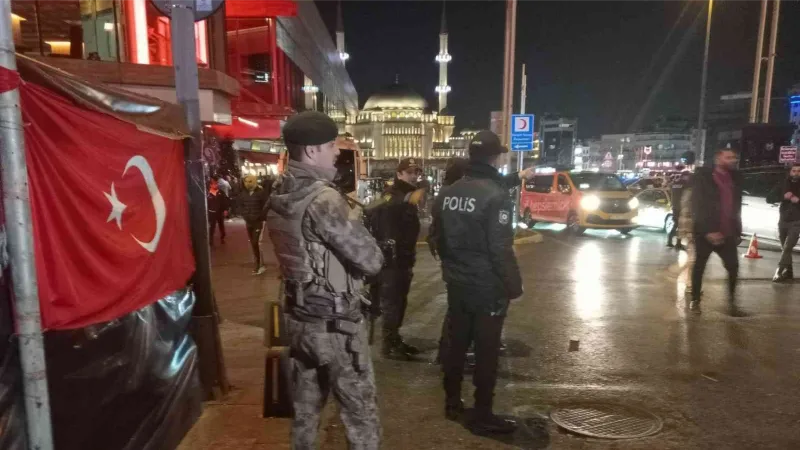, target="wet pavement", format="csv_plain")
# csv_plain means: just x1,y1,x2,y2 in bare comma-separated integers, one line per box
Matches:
181,219,800,450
